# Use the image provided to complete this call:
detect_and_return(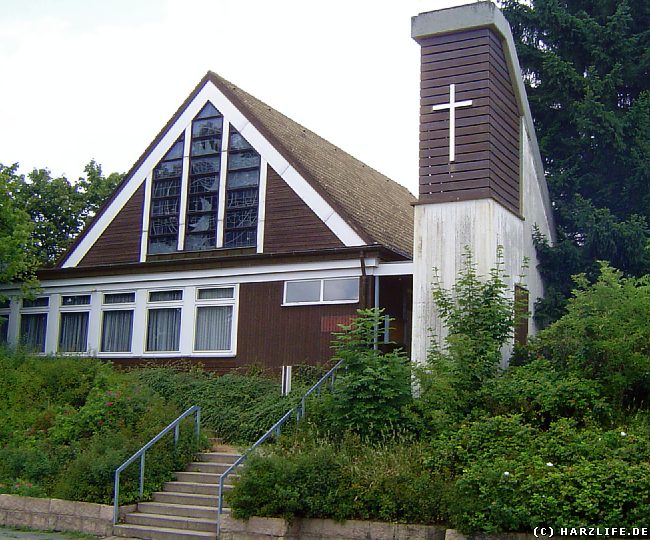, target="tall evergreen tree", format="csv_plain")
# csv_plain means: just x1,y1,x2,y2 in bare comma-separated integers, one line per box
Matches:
502,0,650,325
